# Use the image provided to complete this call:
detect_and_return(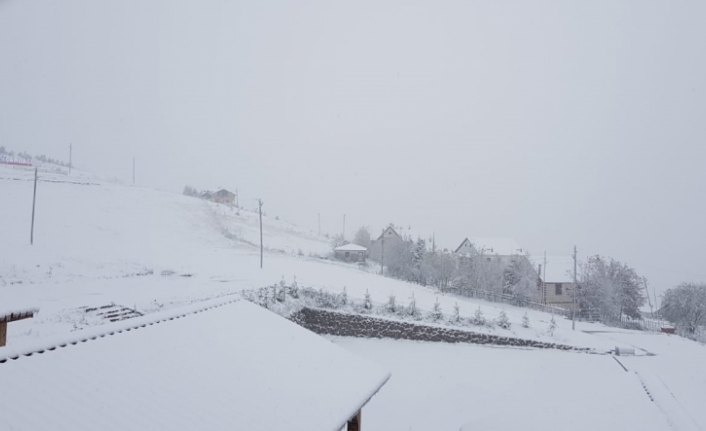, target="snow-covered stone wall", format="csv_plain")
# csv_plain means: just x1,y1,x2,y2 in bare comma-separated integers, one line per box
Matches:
292,308,590,351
